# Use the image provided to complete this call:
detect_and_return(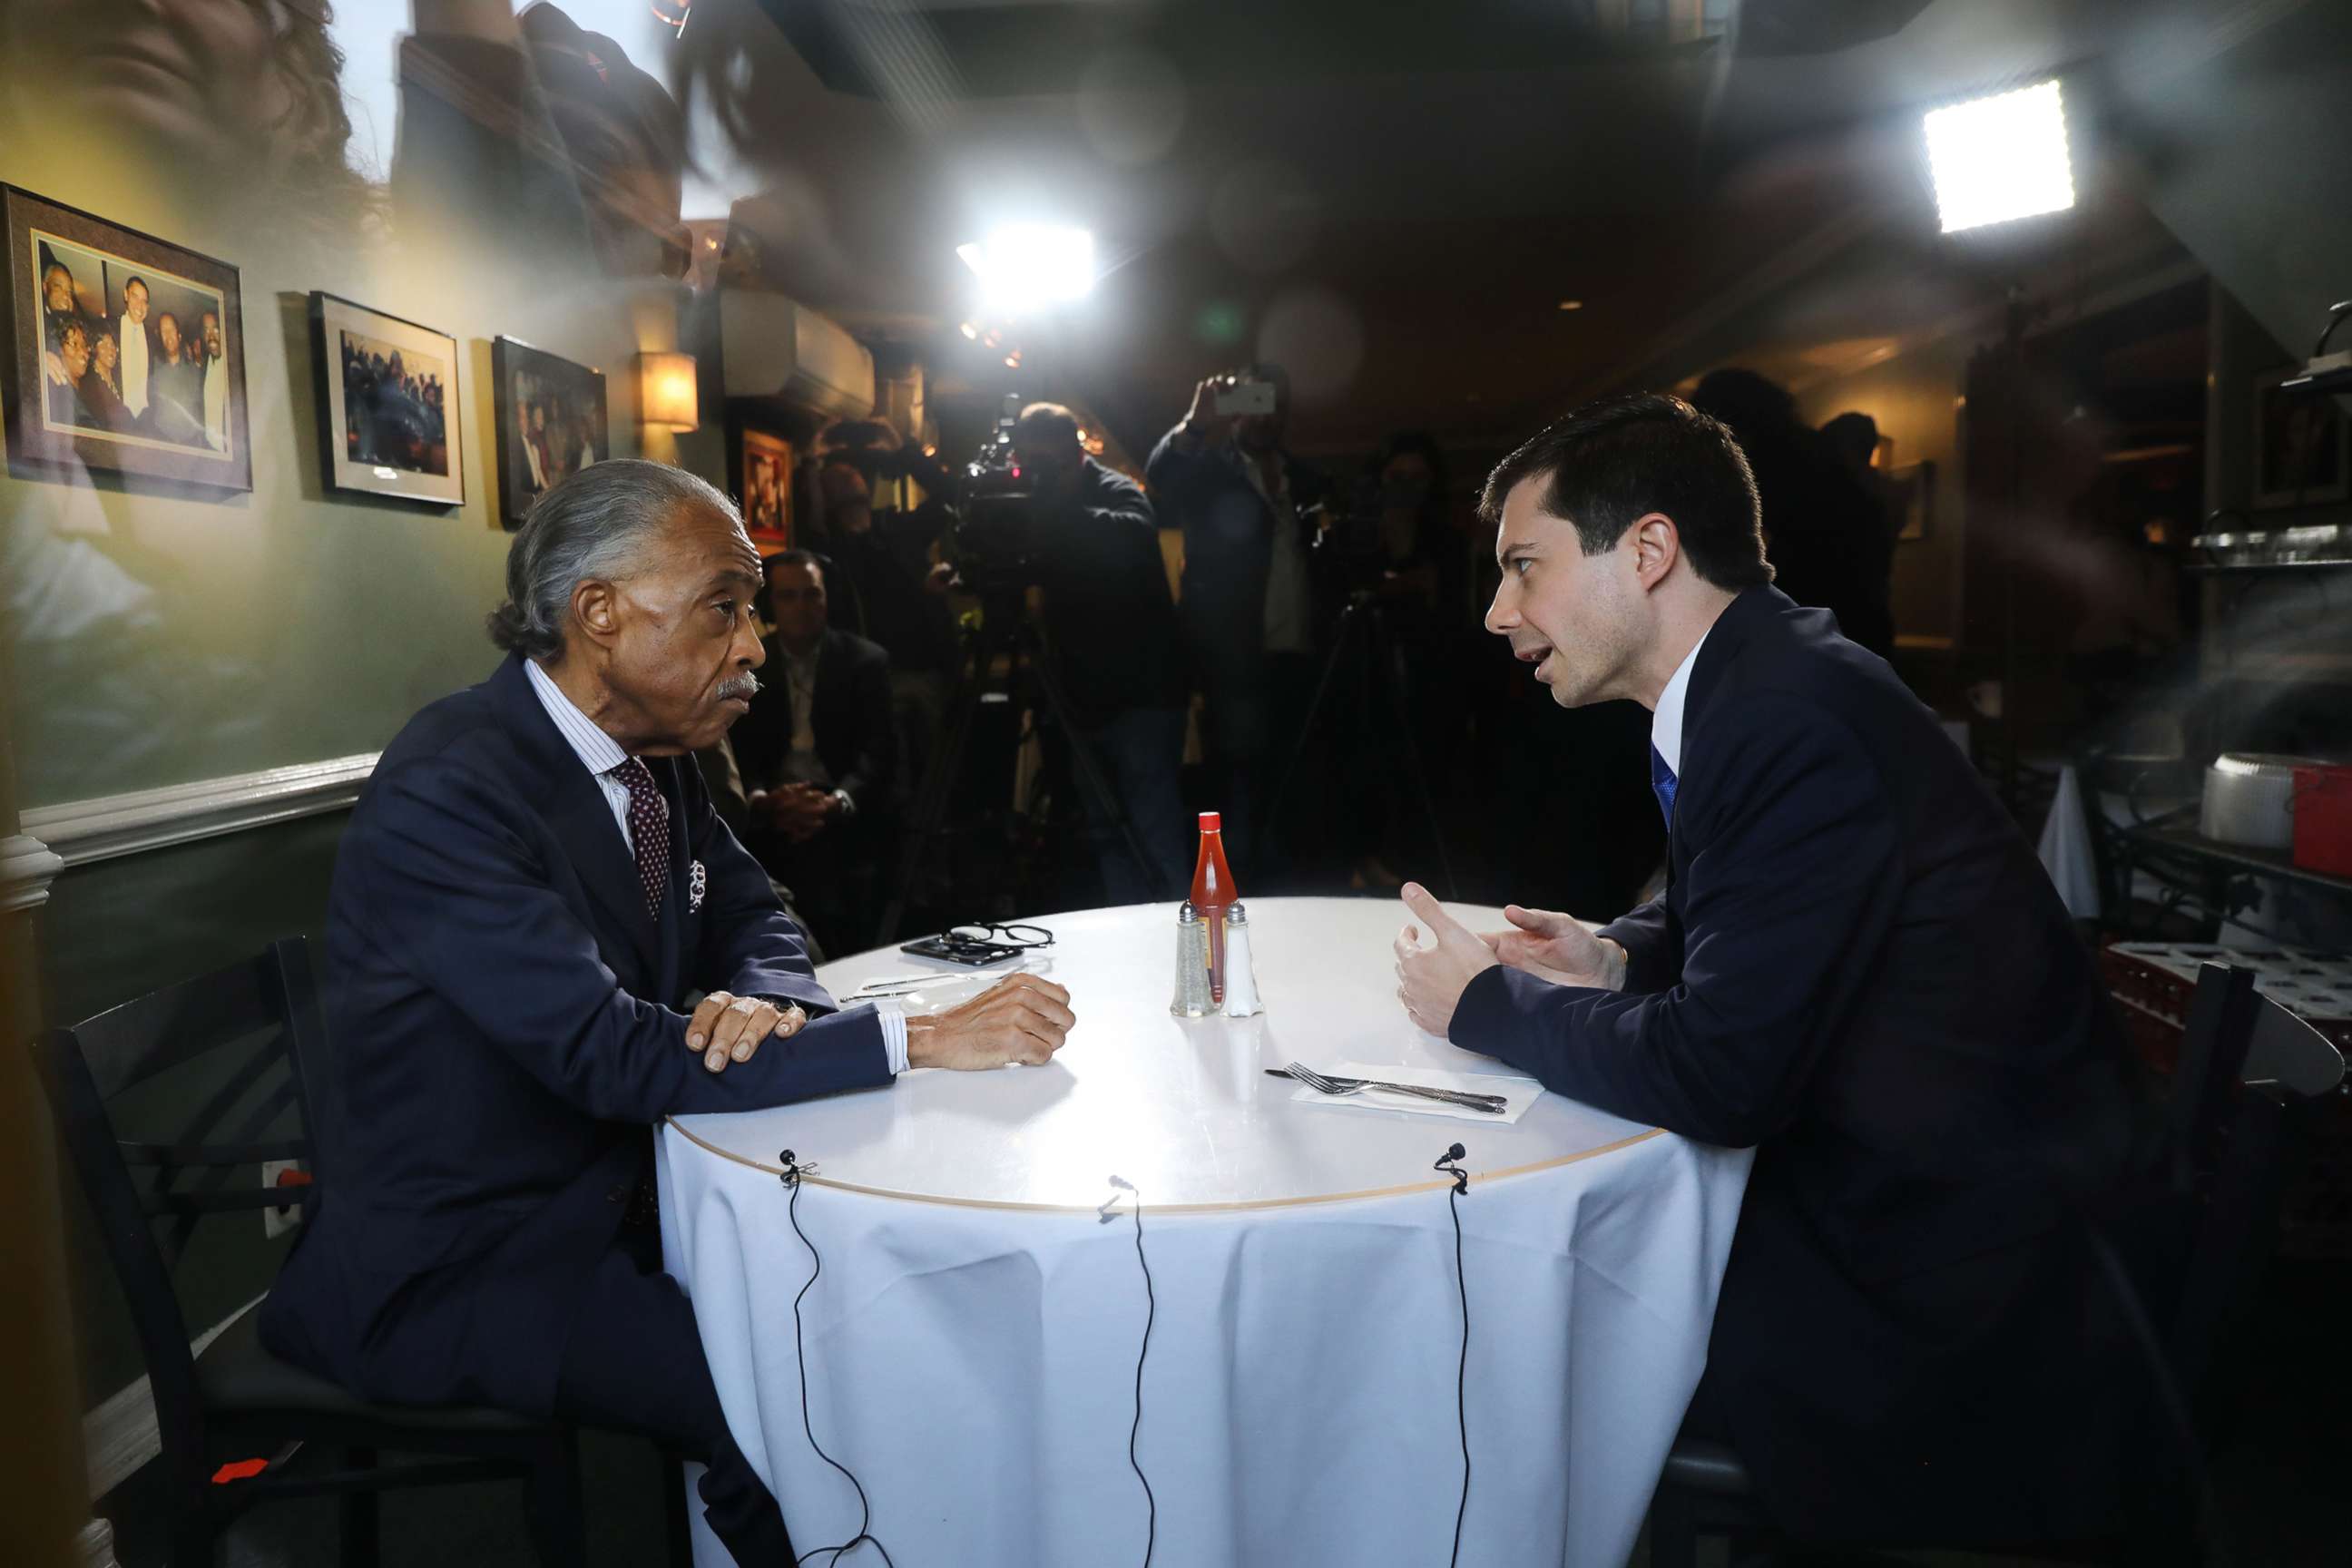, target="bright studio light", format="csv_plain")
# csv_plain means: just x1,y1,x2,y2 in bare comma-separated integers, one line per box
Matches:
1925,80,2075,234
956,225,1096,314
